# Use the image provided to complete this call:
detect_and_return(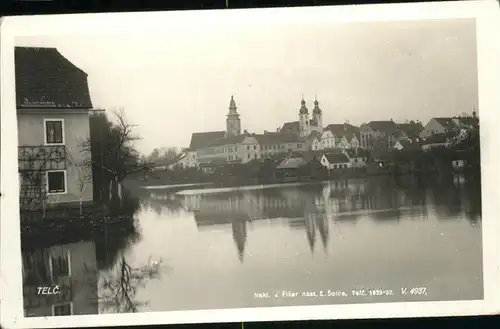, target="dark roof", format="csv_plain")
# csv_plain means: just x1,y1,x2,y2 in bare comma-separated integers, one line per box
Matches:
455,116,479,128
364,121,399,133
344,148,370,158
307,130,322,141
325,123,360,137
15,47,93,109
281,121,300,133
189,131,226,149
433,118,458,131
397,122,423,138
254,132,302,144
324,153,350,163
277,157,308,169
422,133,450,144
396,138,422,150
209,135,248,147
